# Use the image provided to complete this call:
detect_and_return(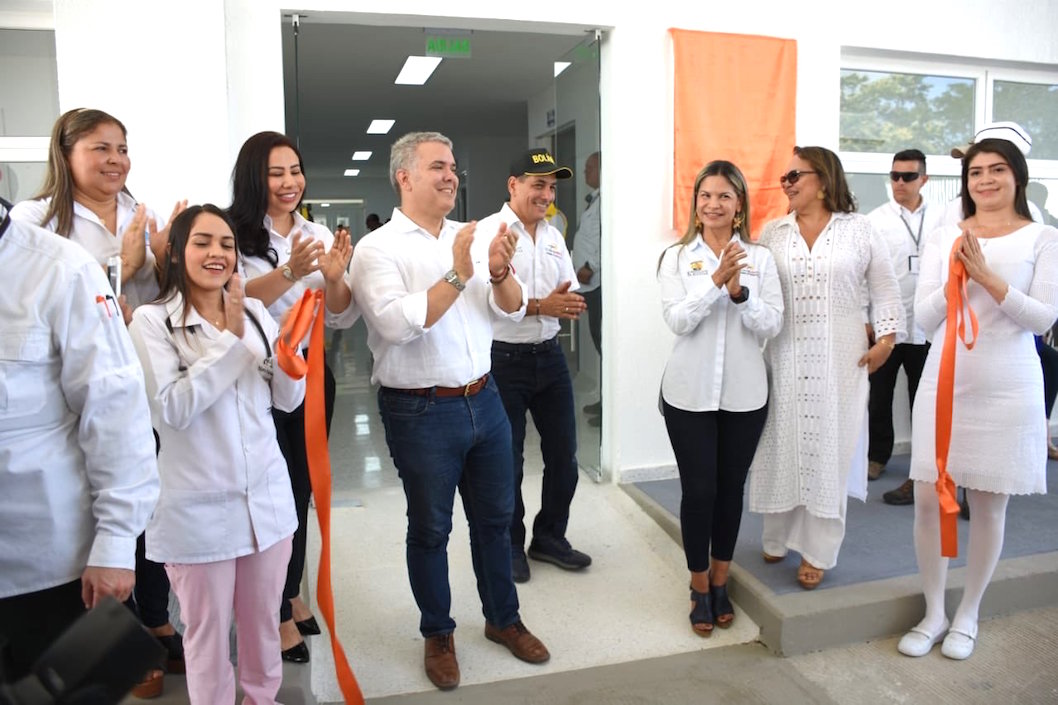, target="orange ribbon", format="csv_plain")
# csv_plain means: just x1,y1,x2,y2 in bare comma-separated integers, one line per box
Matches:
935,236,979,558
278,289,364,705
